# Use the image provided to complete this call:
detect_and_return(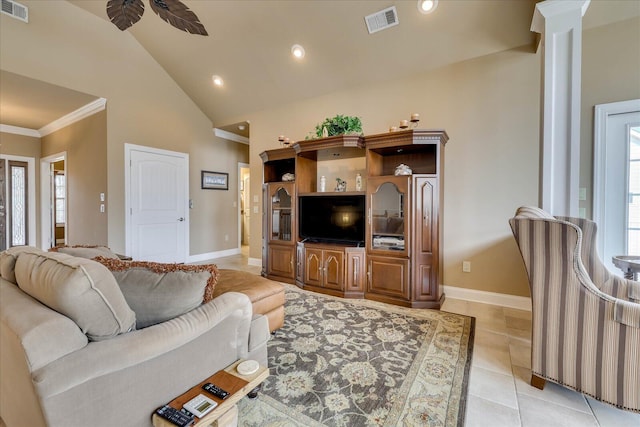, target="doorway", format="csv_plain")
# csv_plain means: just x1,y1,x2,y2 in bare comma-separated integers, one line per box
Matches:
0,155,36,249
593,99,640,272
238,163,250,253
40,153,66,249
